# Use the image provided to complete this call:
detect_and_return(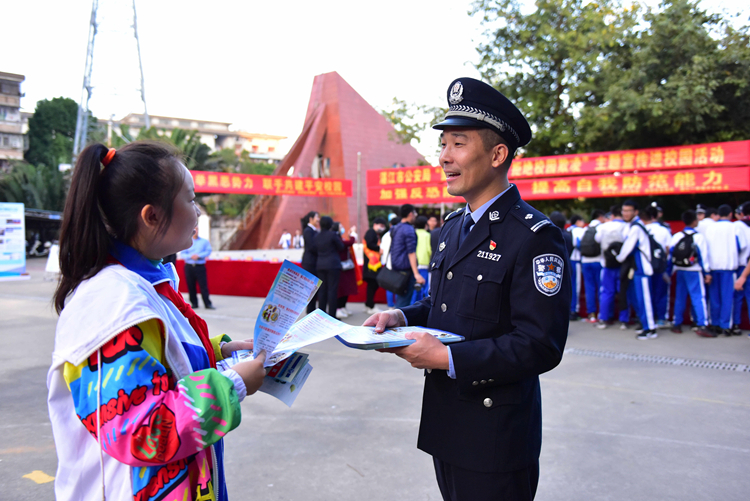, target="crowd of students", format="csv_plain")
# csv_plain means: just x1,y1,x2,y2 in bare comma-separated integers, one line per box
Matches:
555,201,750,340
